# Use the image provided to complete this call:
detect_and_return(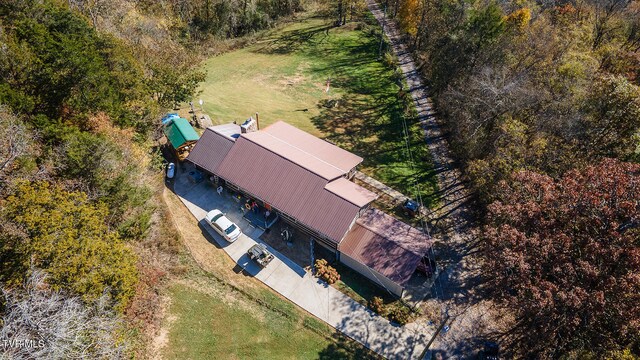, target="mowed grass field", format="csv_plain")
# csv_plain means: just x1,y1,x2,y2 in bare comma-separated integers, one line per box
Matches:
163,282,376,360
200,13,437,205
